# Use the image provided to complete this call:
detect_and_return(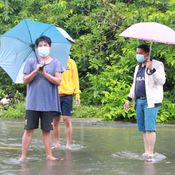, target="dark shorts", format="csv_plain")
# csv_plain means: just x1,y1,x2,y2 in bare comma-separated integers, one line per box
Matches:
24,110,55,131
60,95,73,116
